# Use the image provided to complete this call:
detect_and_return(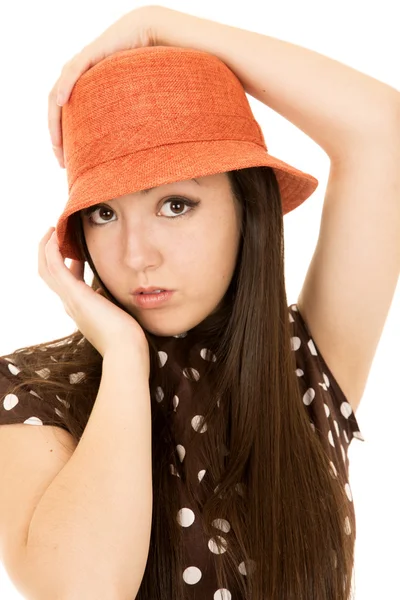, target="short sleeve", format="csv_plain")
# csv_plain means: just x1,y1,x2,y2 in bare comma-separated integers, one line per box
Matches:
0,357,71,433
288,303,365,471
